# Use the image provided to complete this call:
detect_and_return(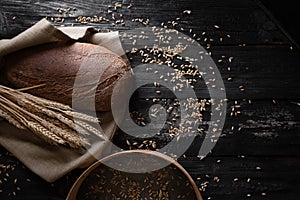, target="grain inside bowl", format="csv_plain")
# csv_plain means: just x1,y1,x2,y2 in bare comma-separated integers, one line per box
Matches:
67,150,202,200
